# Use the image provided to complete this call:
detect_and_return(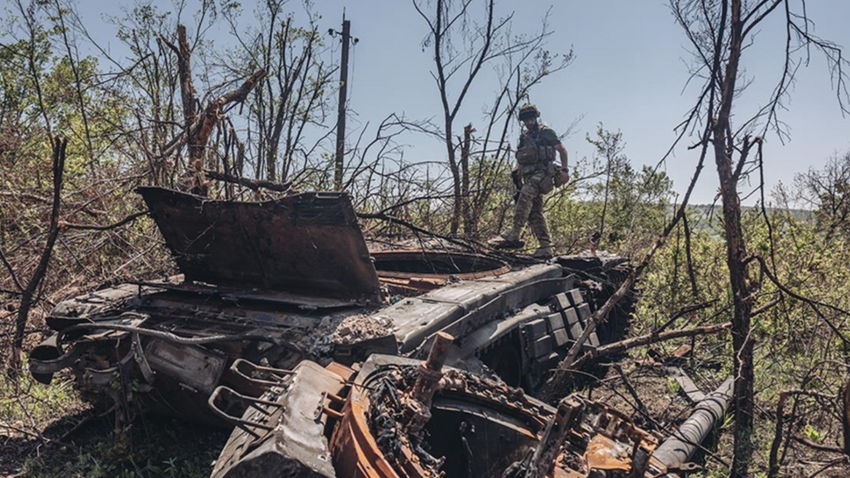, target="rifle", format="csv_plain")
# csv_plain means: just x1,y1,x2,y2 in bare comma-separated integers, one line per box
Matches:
511,169,522,203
